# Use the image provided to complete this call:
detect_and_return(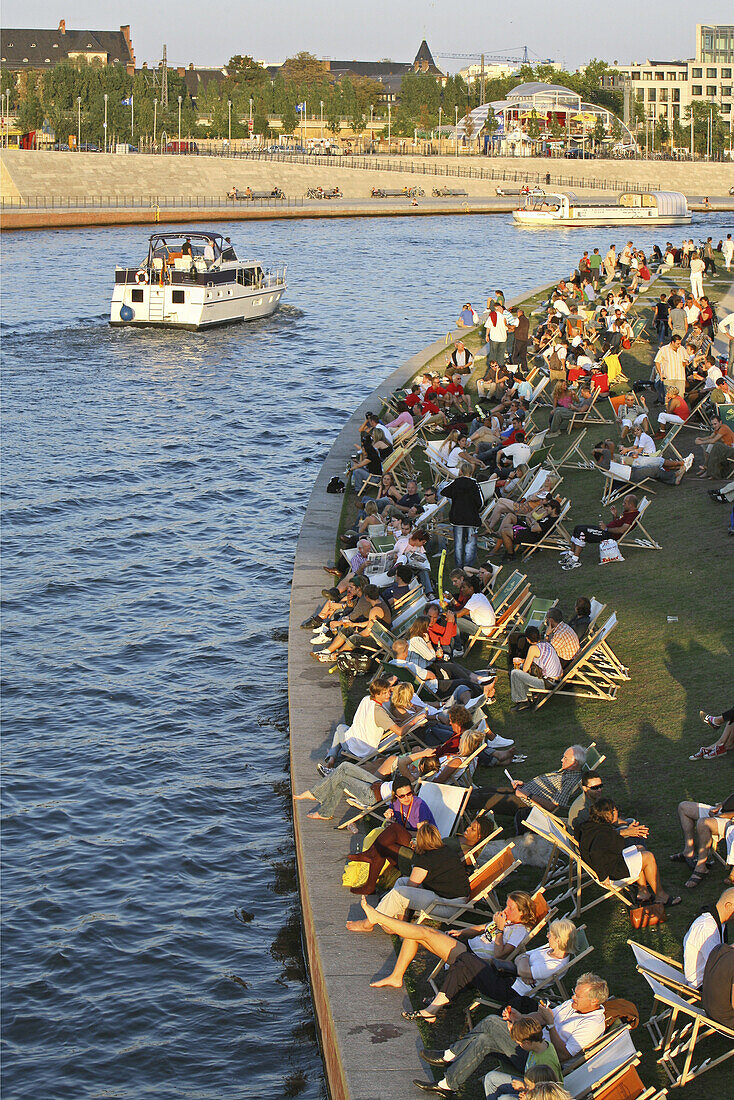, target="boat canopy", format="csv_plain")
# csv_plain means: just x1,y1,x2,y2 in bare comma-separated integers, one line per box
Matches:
649,191,689,216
